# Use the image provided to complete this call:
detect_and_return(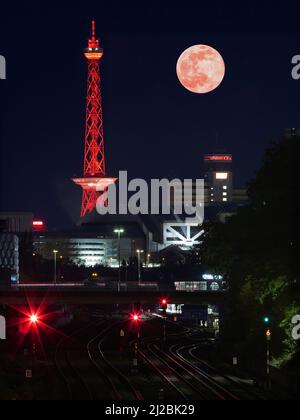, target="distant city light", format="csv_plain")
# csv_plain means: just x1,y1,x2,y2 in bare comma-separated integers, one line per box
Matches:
33,221,44,226
114,228,125,234
216,172,229,180
202,274,223,281
32,220,46,232
204,155,232,162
